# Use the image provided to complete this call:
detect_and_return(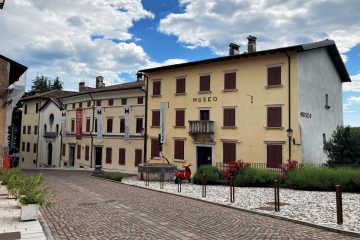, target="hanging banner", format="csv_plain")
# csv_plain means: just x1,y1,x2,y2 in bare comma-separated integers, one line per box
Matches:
96,107,103,142
75,108,82,140
61,111,67,138
160,102,166,143
124,105,130,141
